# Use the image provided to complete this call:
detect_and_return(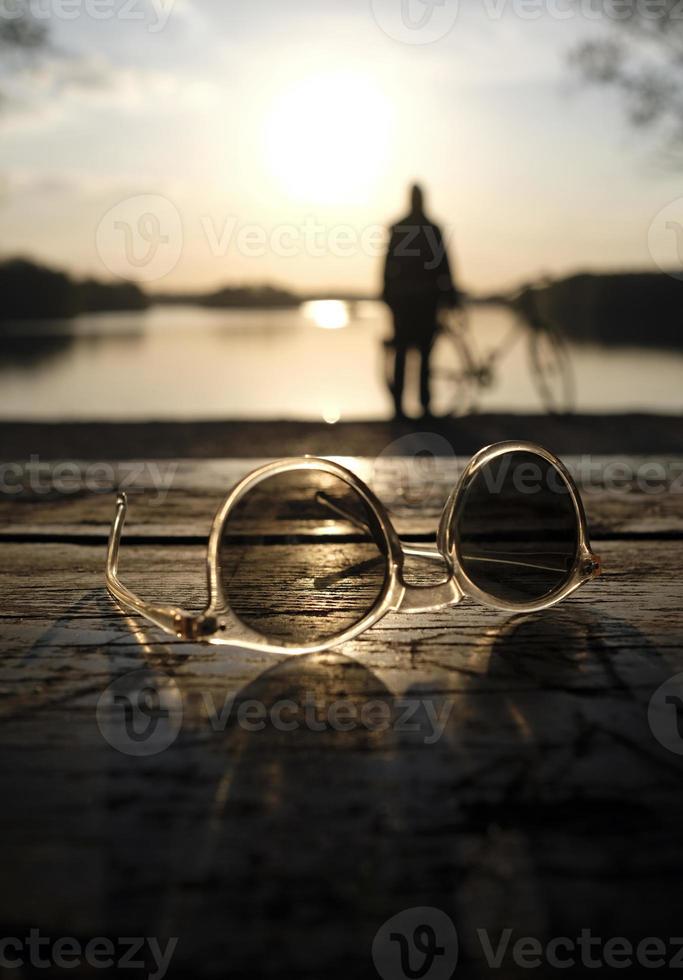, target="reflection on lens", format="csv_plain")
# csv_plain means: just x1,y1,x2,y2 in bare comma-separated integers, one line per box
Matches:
455,451,578,604
219,470,388,644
